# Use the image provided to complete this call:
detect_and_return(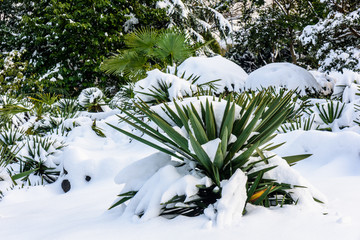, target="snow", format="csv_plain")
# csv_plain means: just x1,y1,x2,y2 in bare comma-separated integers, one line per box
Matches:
246,63,322,95
134,69,196,102
171,56,248,93
1,57,360,239
215,169,247,227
